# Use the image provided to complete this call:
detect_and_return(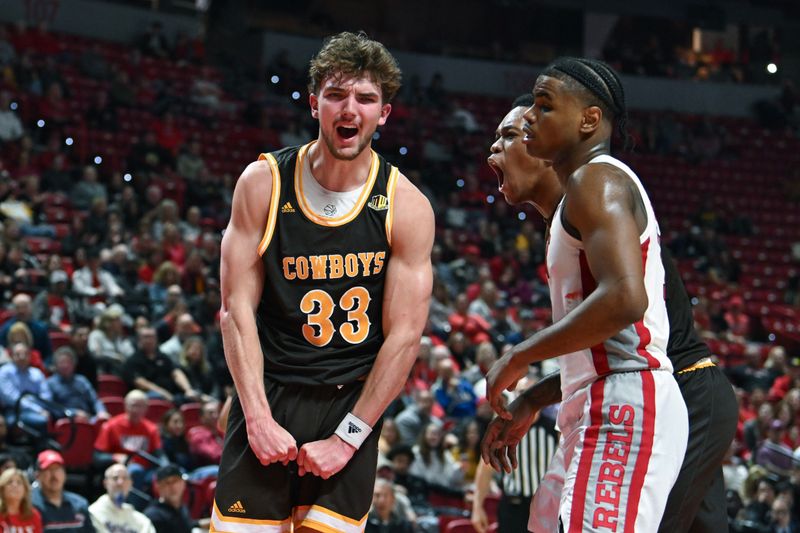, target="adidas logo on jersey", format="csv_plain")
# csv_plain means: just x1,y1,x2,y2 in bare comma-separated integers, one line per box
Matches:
348,422,362,434
228,501,246,513
281,202,295,213
368,194,389,211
